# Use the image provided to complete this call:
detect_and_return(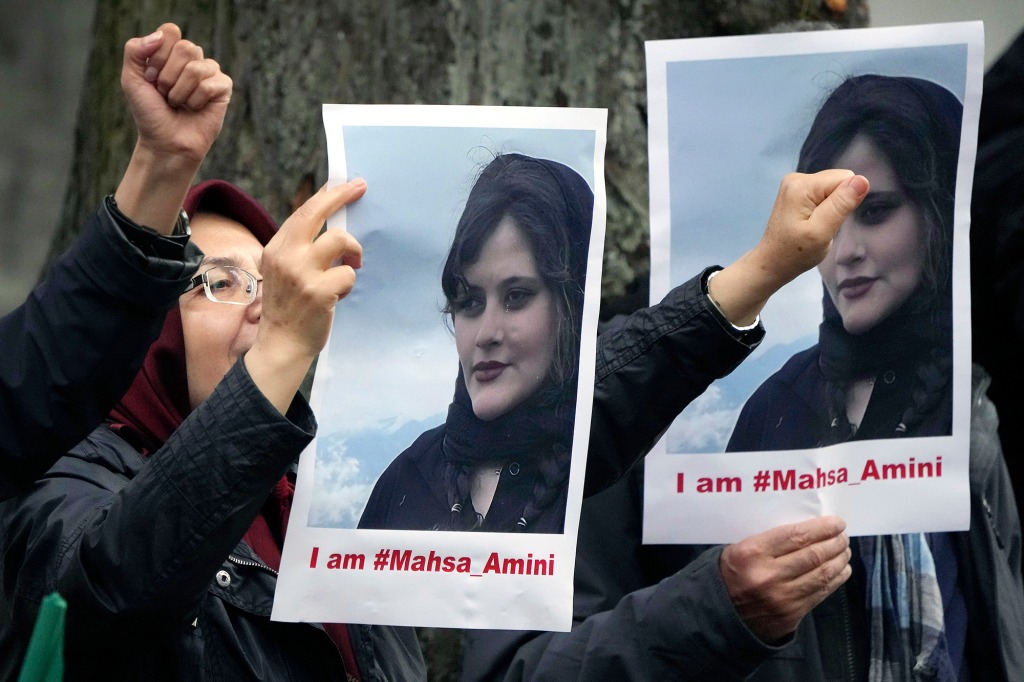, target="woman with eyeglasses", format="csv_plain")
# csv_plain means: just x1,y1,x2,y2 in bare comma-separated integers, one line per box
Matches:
0,180,424,680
